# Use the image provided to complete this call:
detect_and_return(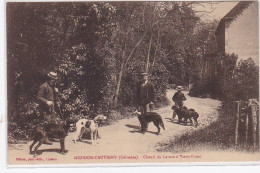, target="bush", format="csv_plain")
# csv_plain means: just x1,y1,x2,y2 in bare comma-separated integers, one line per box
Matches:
189,79,210,98
150,63,170,107
189,53,238,99
223,58,259,101
106,106,136,125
